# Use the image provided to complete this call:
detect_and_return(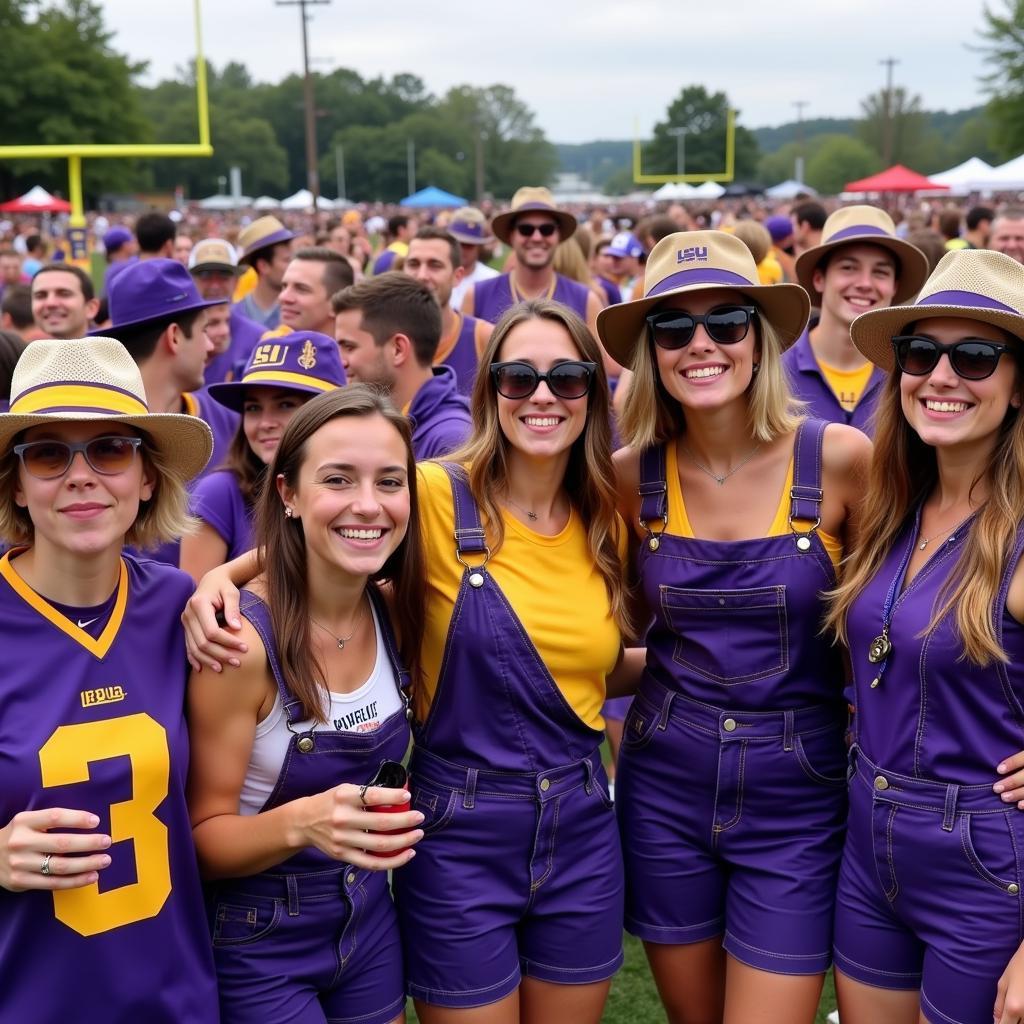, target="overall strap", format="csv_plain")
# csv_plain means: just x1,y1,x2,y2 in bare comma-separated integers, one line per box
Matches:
789,418,827,524
365,583,412,718
238,589,306,726
996,521,1024,647
439,462,488,559
638,444,669,529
